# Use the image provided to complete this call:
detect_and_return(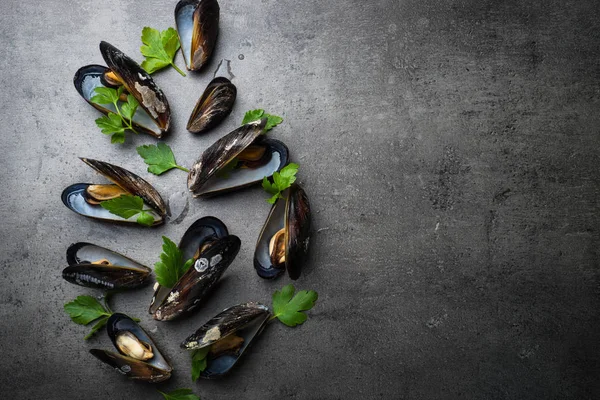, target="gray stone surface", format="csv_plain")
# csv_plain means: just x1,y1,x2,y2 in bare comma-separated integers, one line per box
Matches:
1,0,599,398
